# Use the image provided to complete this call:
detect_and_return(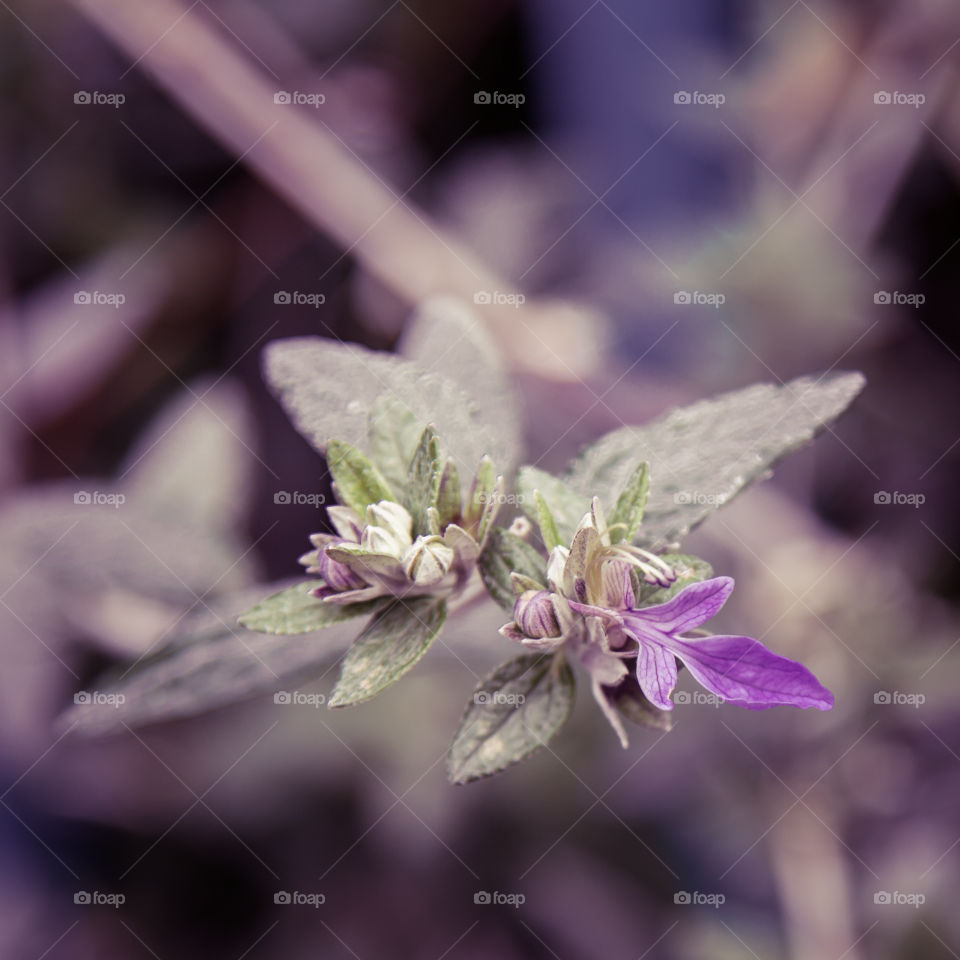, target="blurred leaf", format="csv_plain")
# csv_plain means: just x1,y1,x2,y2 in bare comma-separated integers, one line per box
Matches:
237,581,380,635
263,326,519,480
326,440,394,517
478,527,547,610
328,597,447,707
612,674,672,732
436,459,461,529
607,463,650,545
367,397,424,492
447,653,574,783
464,456,495,529
567,372,866,547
